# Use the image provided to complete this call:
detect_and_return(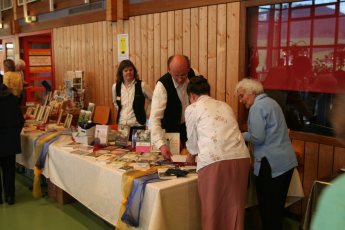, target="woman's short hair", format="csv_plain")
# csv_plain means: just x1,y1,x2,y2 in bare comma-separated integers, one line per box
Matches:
235,78,264,95
3,59,16,72
116,59,139,84
187,75,210,96
15,59,26,71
